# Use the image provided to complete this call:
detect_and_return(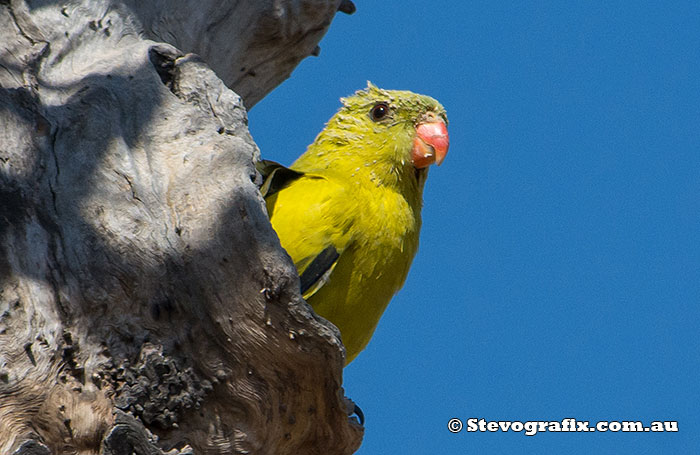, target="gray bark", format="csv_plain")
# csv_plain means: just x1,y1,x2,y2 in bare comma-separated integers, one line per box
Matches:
0,0,362,453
